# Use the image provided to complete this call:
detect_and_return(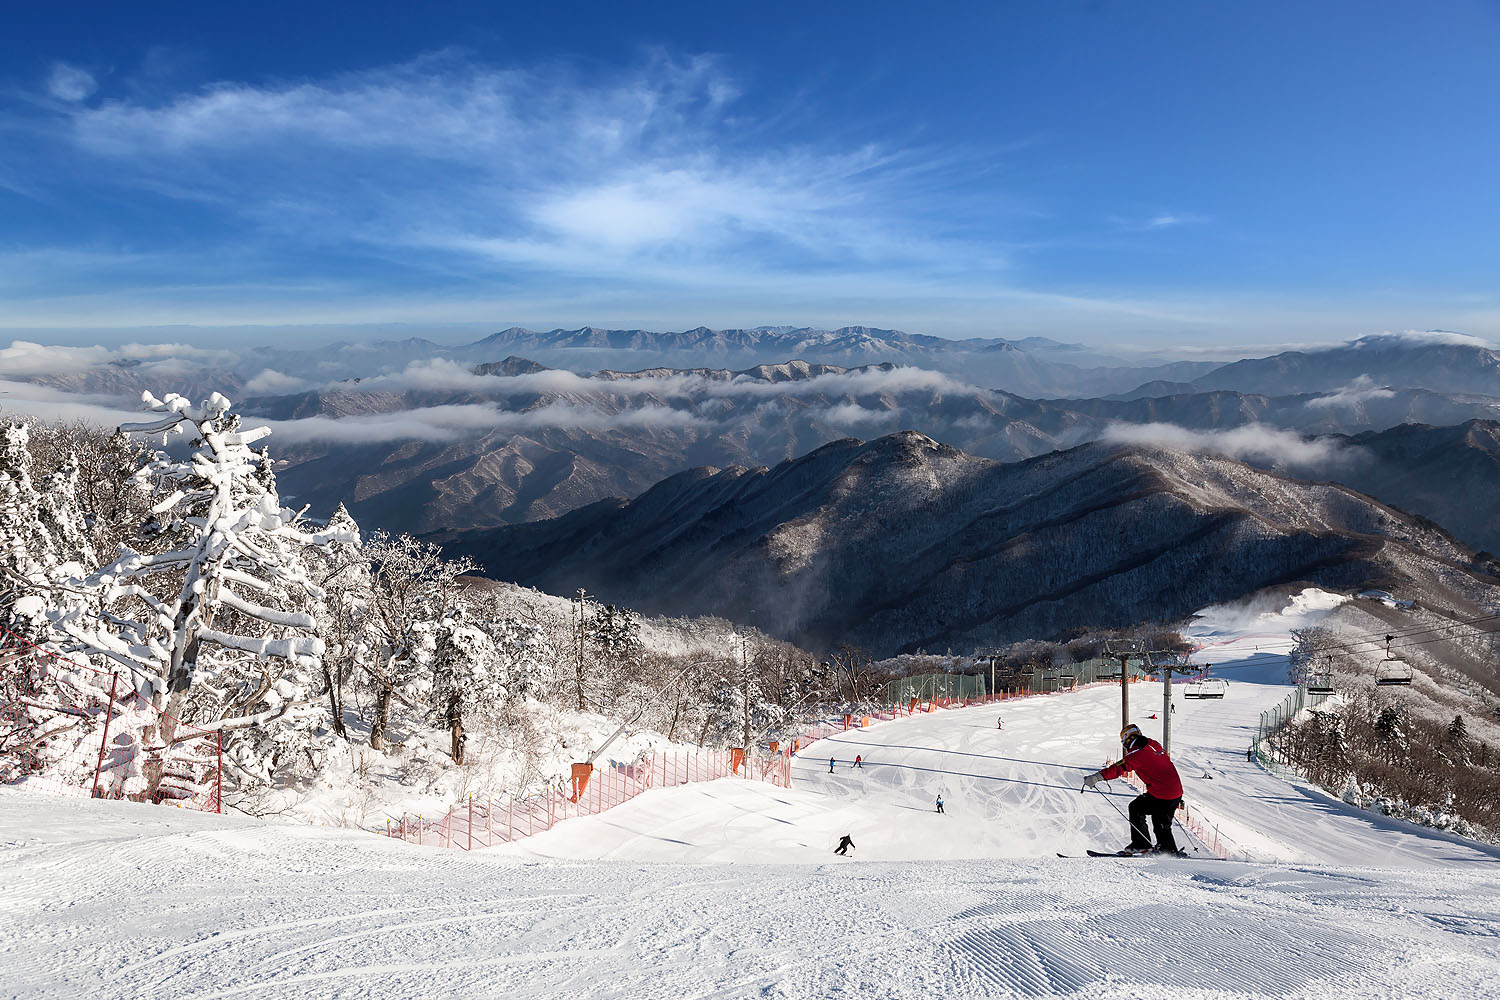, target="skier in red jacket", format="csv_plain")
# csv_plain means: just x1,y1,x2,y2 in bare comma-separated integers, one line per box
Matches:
1082,723,1184,855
